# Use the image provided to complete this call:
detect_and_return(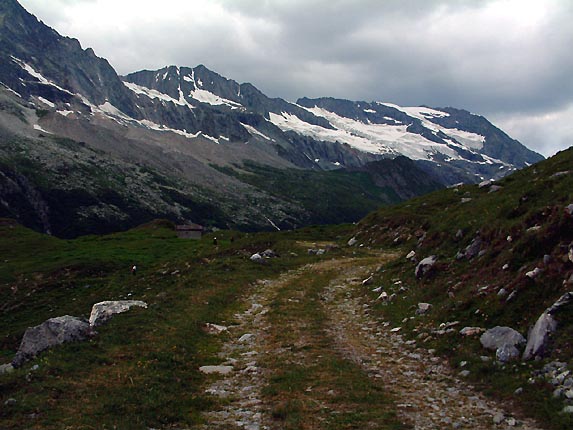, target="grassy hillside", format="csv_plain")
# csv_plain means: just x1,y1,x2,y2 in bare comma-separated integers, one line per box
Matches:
350,146,573,428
